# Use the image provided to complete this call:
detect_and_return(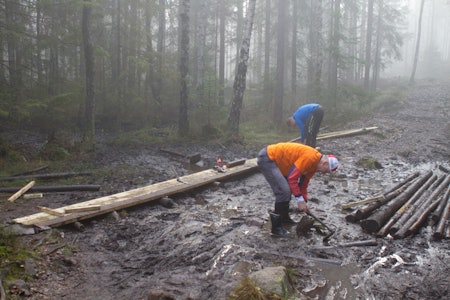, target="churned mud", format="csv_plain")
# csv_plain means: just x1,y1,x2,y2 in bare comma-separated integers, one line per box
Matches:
1,80,449,299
